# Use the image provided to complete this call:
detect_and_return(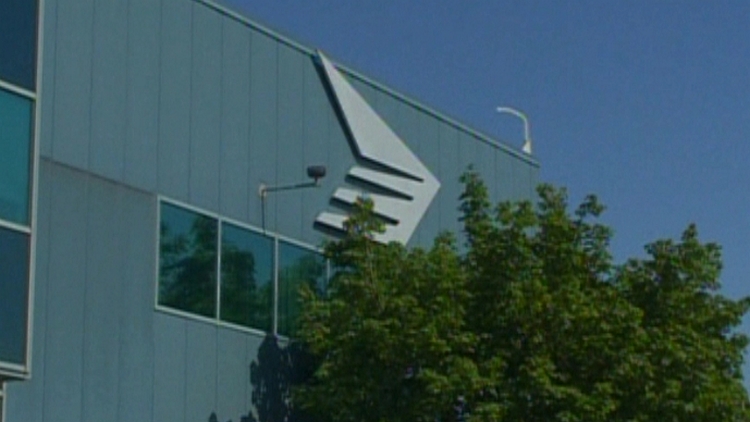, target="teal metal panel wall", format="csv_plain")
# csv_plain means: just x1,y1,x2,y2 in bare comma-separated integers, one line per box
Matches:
219,18,252,222
38,0,538,248
158,0,192,202
152,314,186,421
438,126,461,235
189,5,222,211
125,0,161,191
82,179,123,421
42,164,88,421
300,58,333,235
89,0,128,181
216,329,249,420
275,44,306,240
117,189,157,422
51,0,94,170
247,31,278,229
38,0,56,158
13,1,540,421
